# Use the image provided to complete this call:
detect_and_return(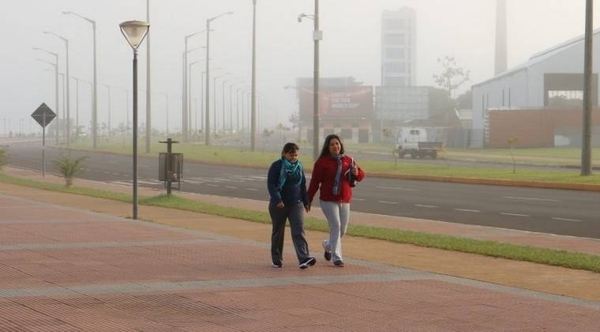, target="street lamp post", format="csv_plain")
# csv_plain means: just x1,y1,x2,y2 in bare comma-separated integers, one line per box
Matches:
229,82,238,133
188,60,202,138
146,0,152,154
72,77,79,140
236,87,244,133
44,31,71,146
582,0,593,175
183,31,204,142
63,11,97,149
299,0,321,160
200,71,206,136
102,84,112,135
33,48,60,144
251,0,257,151
222,79,230,132
120,20,150,221
213,74,229,136
205,11,233,145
